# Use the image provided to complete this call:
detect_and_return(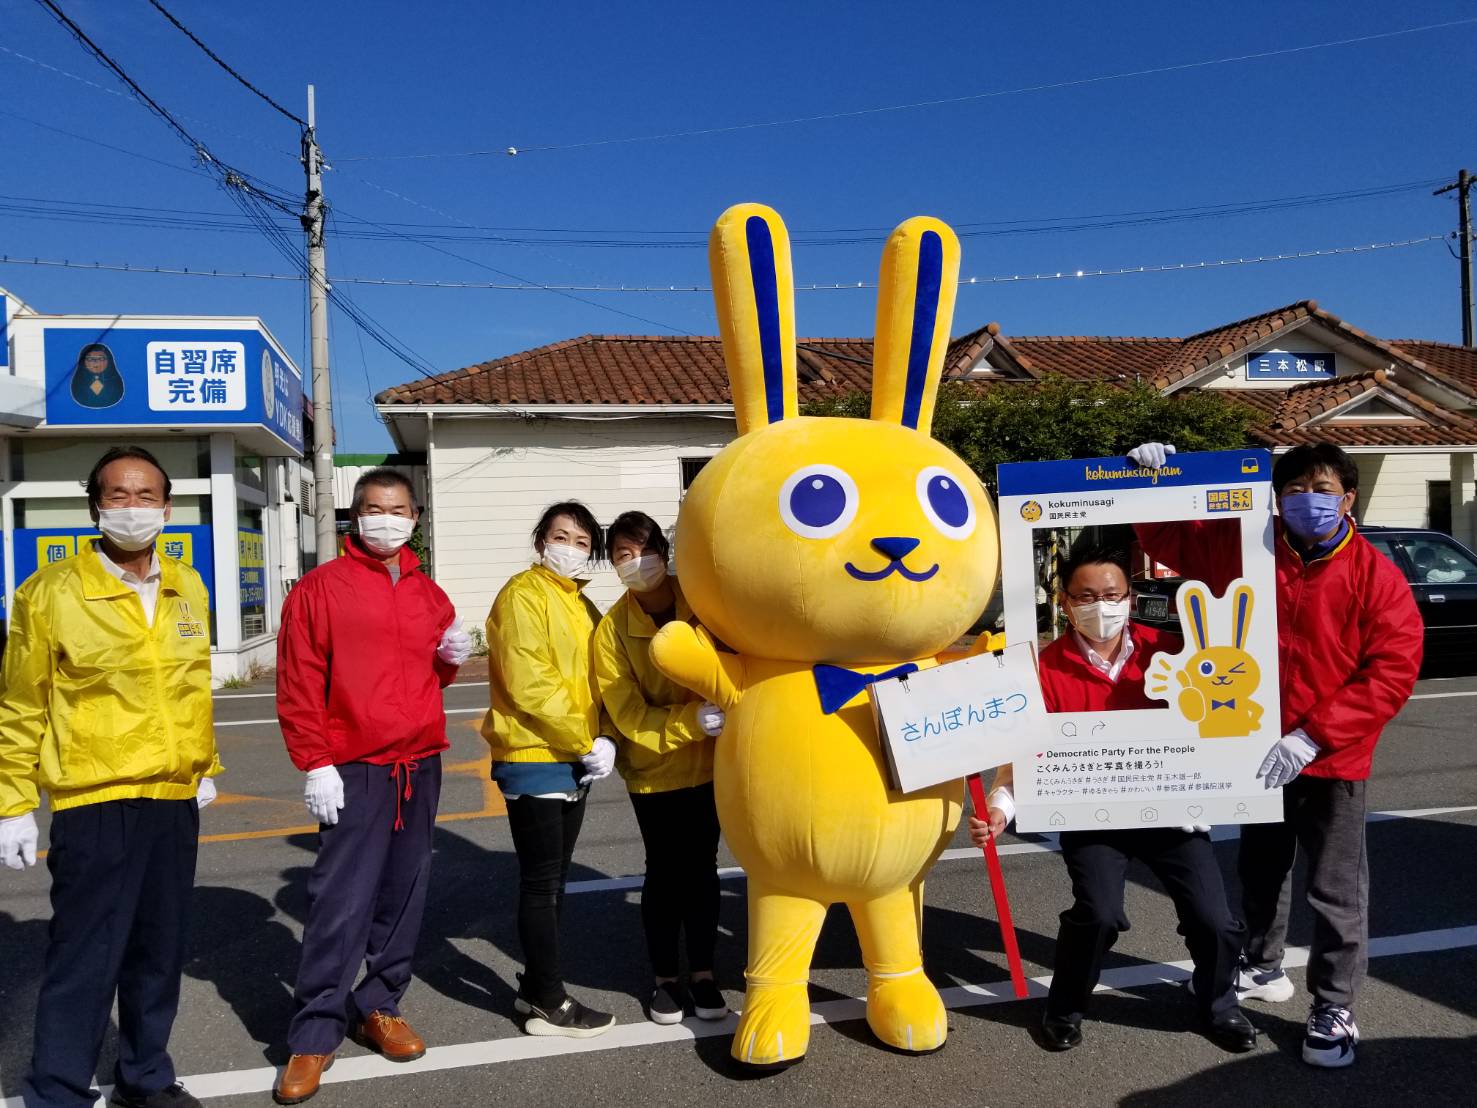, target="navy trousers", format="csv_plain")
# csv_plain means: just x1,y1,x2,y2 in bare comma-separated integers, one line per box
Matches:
1048,828,1245,1023
24,798,199,1108
287,756,442,1055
